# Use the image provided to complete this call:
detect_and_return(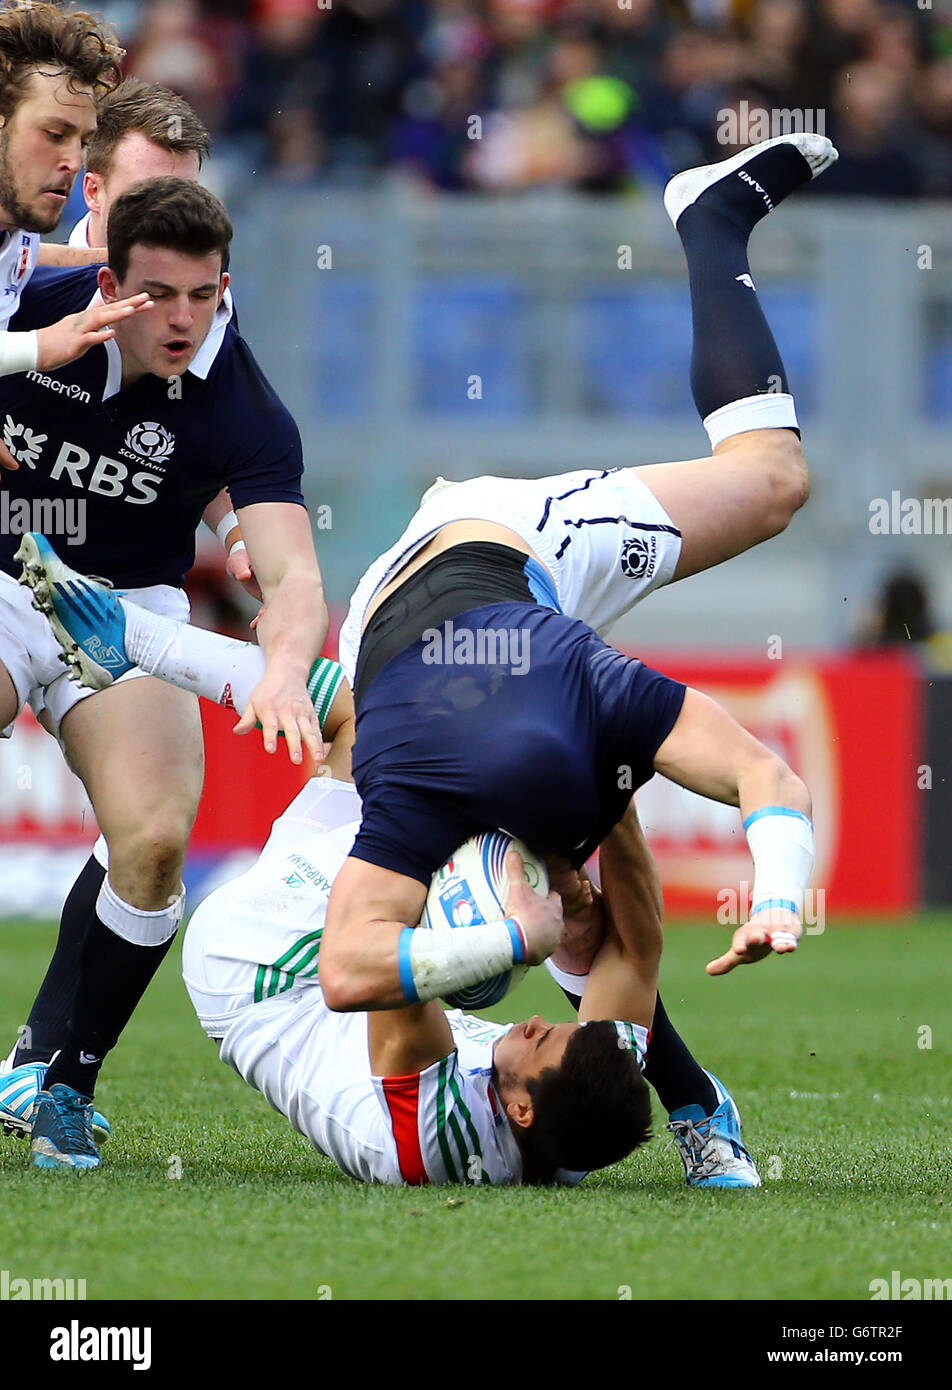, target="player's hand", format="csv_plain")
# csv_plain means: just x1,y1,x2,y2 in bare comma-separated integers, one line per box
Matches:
233,665,323,766
0,436,18,470
706,906,802,976
36,293,154,371
504,849,563,966
545,856,606,975
224,541,263,601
